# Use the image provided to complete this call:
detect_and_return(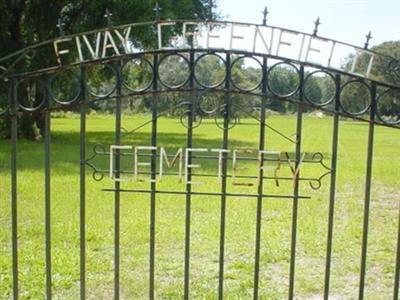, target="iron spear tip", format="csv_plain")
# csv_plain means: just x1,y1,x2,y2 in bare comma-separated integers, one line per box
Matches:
313,17,321,36
56,18,65,36
154,1,162,21
262,6,269,25
209,0,213,20
104,8,113,27
153,1,162,10
364,31,373,49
